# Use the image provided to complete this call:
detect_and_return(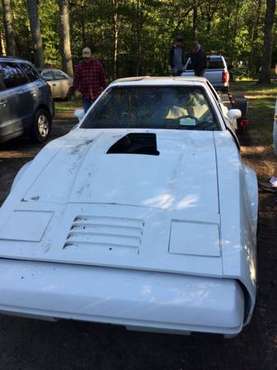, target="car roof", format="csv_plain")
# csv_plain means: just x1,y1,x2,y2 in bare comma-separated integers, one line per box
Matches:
111,76,208,87
41,68,65,72
0,56,33,64
186,55,226,61
41,68,70,75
